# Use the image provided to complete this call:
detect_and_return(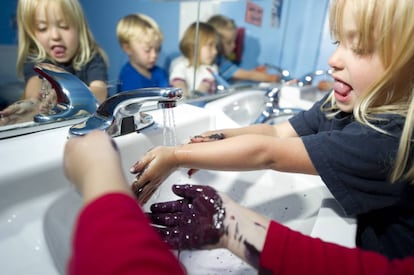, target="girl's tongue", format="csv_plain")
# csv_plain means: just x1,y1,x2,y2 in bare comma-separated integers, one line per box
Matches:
333,80,352,102
52,46,66,58
333,80,352,95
